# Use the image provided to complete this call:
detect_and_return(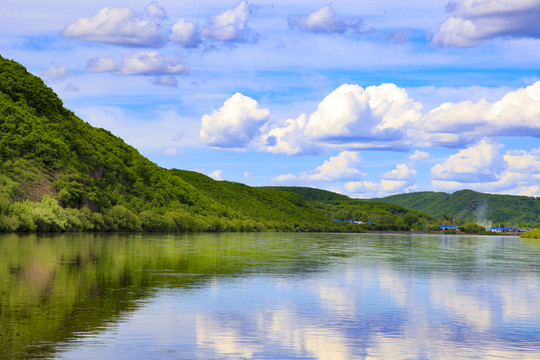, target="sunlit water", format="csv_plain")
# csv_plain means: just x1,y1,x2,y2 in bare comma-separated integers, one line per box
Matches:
1,232,539,359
